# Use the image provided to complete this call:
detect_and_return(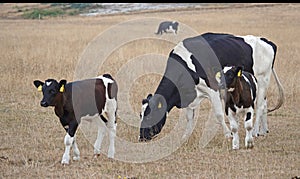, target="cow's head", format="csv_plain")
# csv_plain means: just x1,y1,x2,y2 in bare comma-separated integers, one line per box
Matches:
139,94,167,142
33,79,67,107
